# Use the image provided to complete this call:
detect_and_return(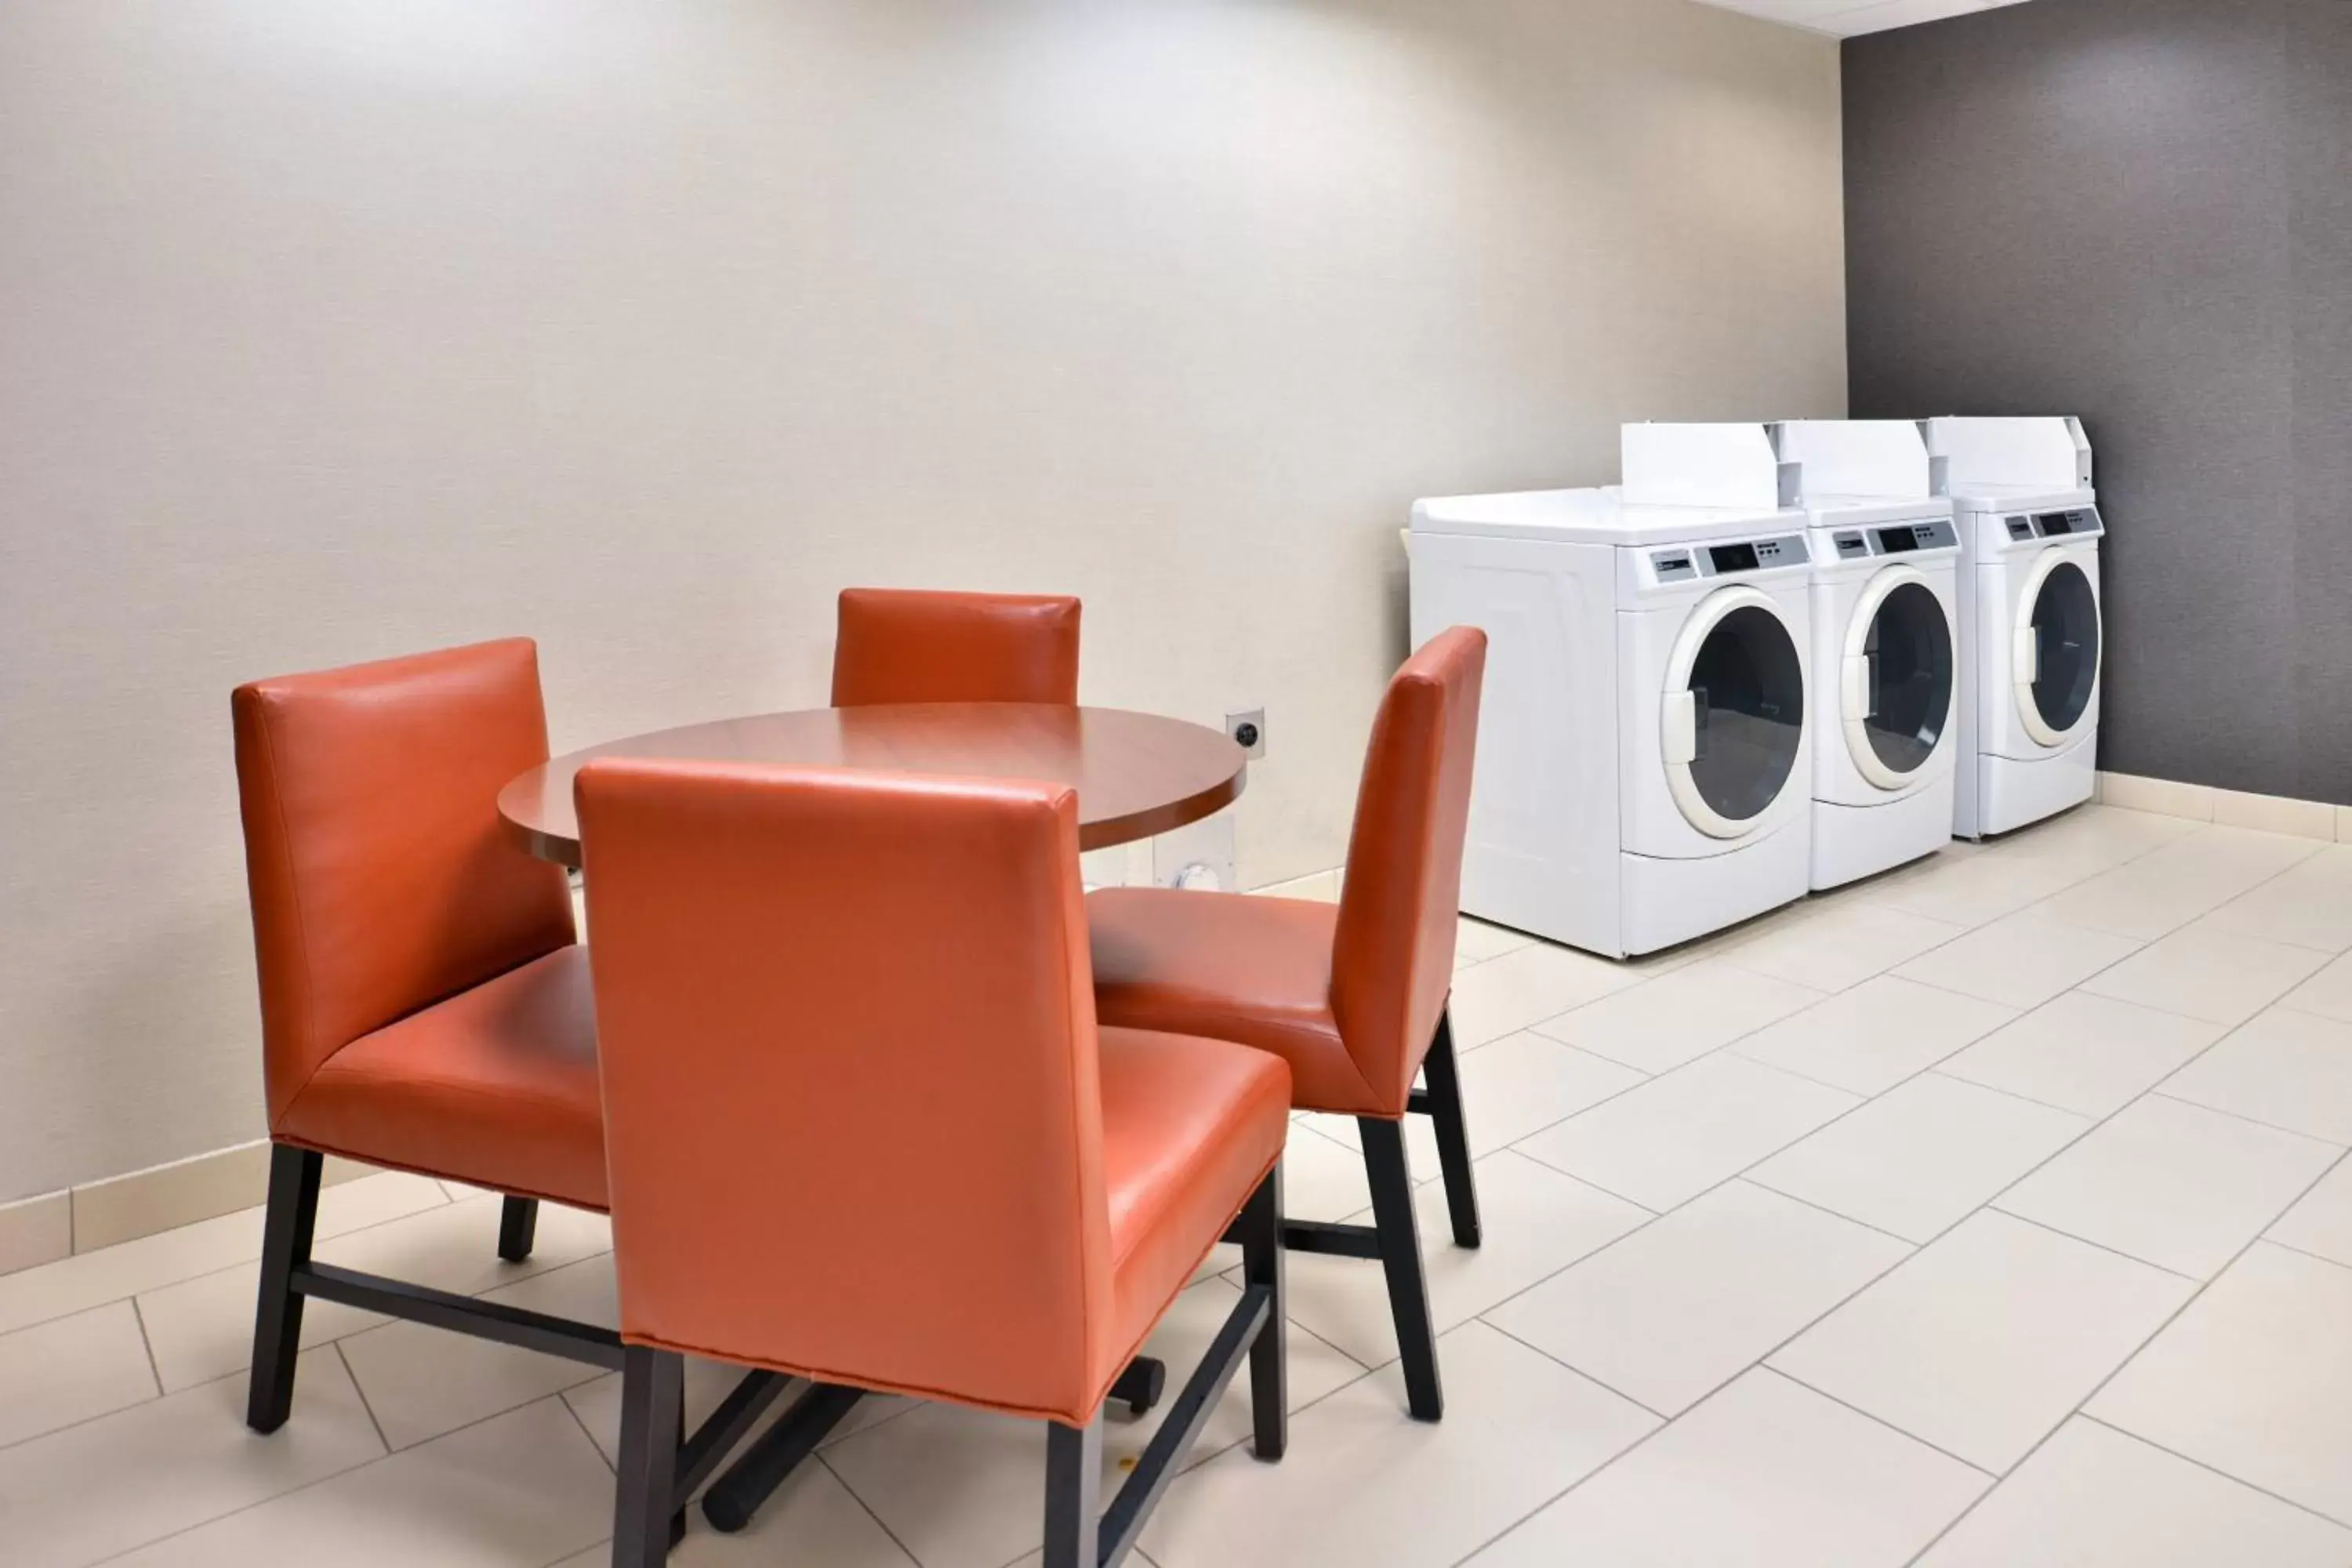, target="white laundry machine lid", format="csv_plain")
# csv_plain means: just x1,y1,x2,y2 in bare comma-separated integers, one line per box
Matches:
1410,487,1803,546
